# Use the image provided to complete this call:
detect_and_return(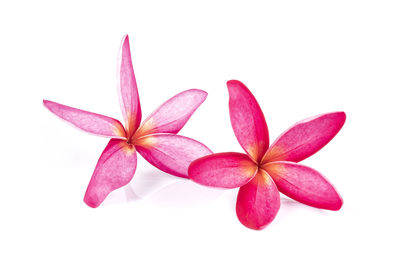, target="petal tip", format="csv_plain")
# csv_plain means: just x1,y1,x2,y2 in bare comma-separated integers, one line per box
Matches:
329,111,347,127
43,99,55,111
83,195,101,208
189,89,208,101
187,157,205,183
187,160,197,177
226,80,251,100
331,196,343,211
226,79,242,87
43,99,49,107
338,111,346,123
332,110,346,119
227,80,244,93
329,111,347,135
241,222,267,230
235,207,275,230
198,89,208,98
120,34,131,53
